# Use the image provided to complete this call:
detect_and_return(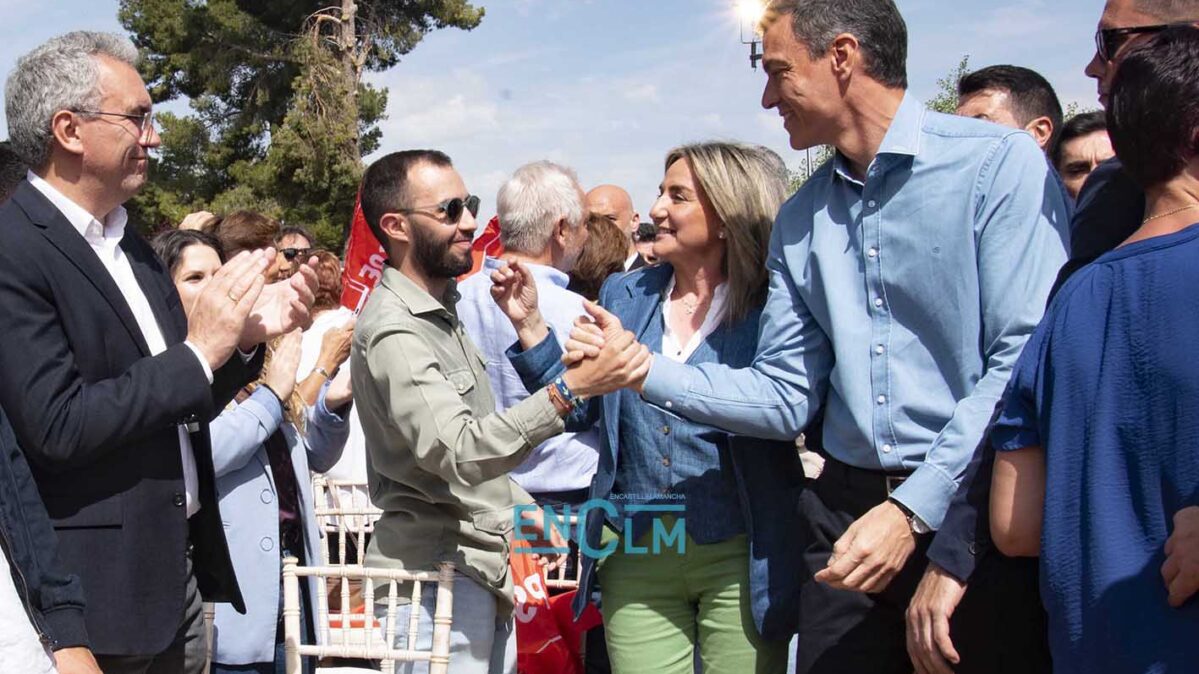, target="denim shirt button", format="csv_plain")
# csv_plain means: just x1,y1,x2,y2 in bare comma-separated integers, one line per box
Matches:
662,457,671,467
661,425,670,435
